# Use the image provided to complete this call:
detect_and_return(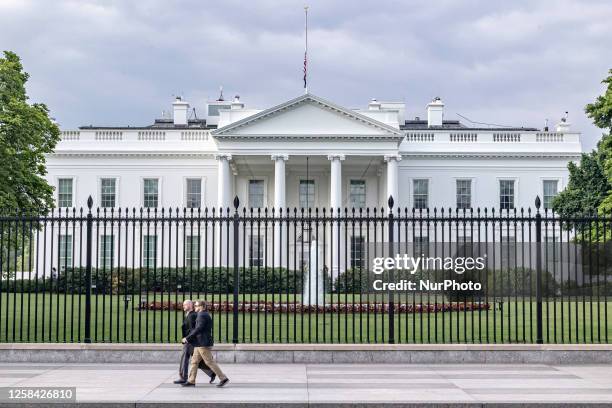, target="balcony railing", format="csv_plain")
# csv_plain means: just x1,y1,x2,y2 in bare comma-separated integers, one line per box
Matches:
404,130,576,144
59,130,211,142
